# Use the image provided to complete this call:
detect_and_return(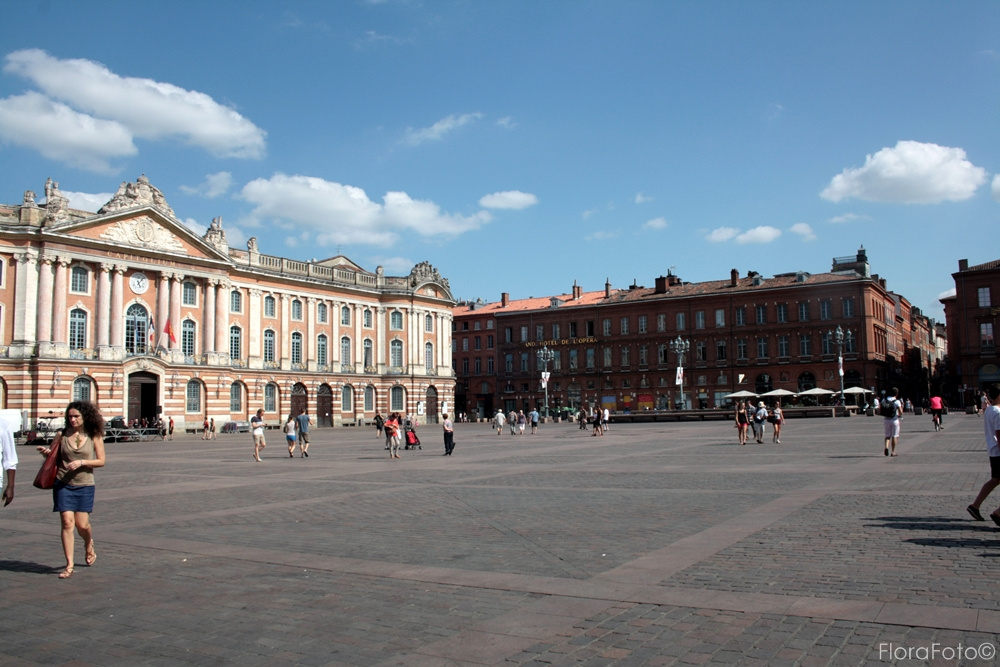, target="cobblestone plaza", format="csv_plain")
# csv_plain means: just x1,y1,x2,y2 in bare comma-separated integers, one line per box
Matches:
2,413,999,665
